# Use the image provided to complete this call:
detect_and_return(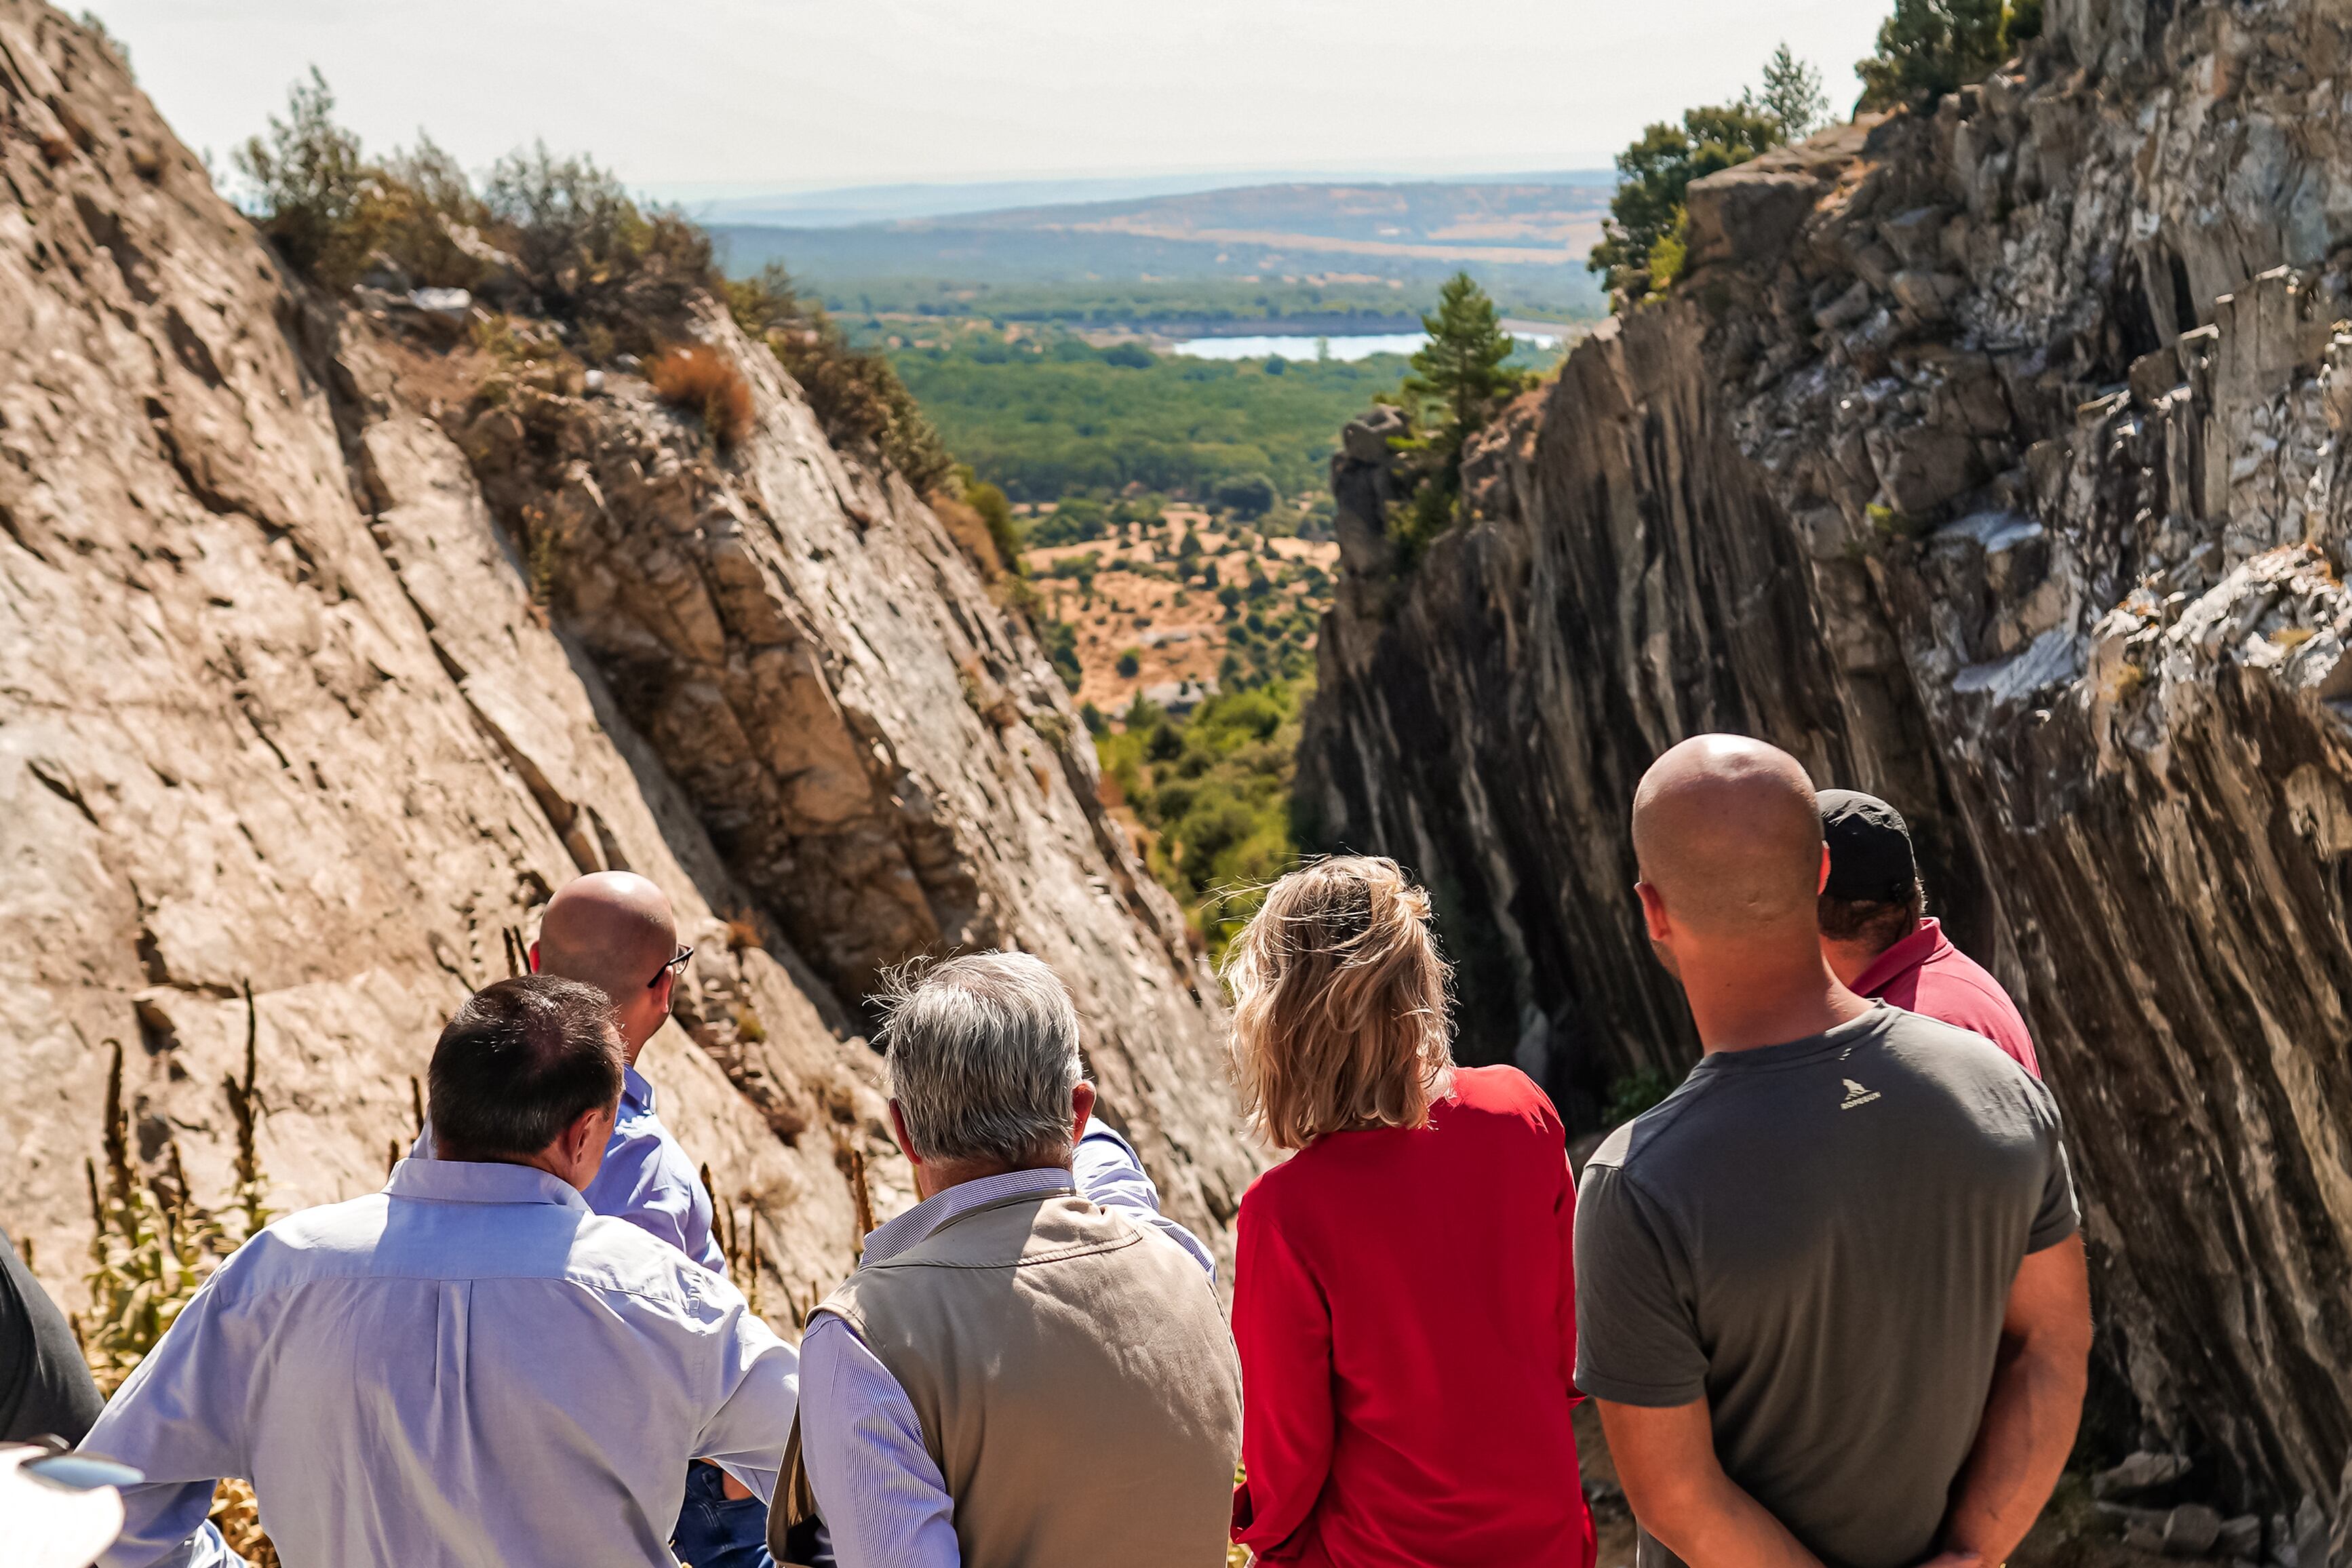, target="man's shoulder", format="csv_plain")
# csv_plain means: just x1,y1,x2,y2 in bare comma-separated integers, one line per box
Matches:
201,1193,395,1299
1878,1002,2036,1084
1580,1076,1709,1187
565,1209,738,1302
1913,950,2034,1034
